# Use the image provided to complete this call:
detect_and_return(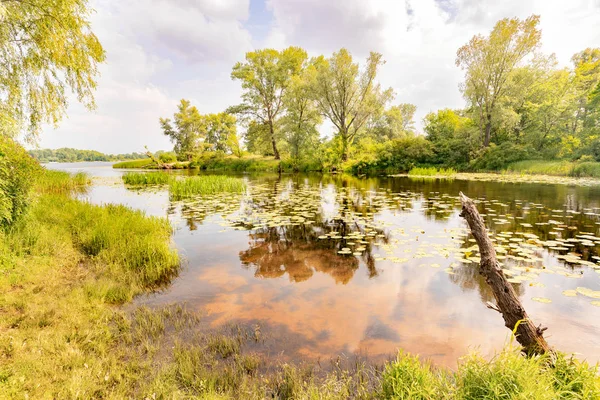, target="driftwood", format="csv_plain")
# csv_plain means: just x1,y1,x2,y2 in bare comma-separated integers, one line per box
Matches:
459,192,551,355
